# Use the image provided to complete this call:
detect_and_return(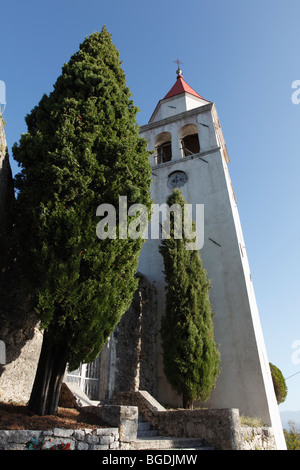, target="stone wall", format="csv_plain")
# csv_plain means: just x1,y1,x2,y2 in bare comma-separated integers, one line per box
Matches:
0,117,13,230
113,273,157,394
113,390,277,450
0,404,139,450
0,427,120,450
0,117,43,403
84,404,139,449
241,425,276,451
98,273,157,401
